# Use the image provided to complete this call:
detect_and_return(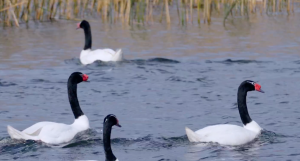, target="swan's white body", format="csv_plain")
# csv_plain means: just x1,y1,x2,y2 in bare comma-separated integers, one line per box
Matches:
7,115,89,144
185,121,262,146
80,48,123,65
